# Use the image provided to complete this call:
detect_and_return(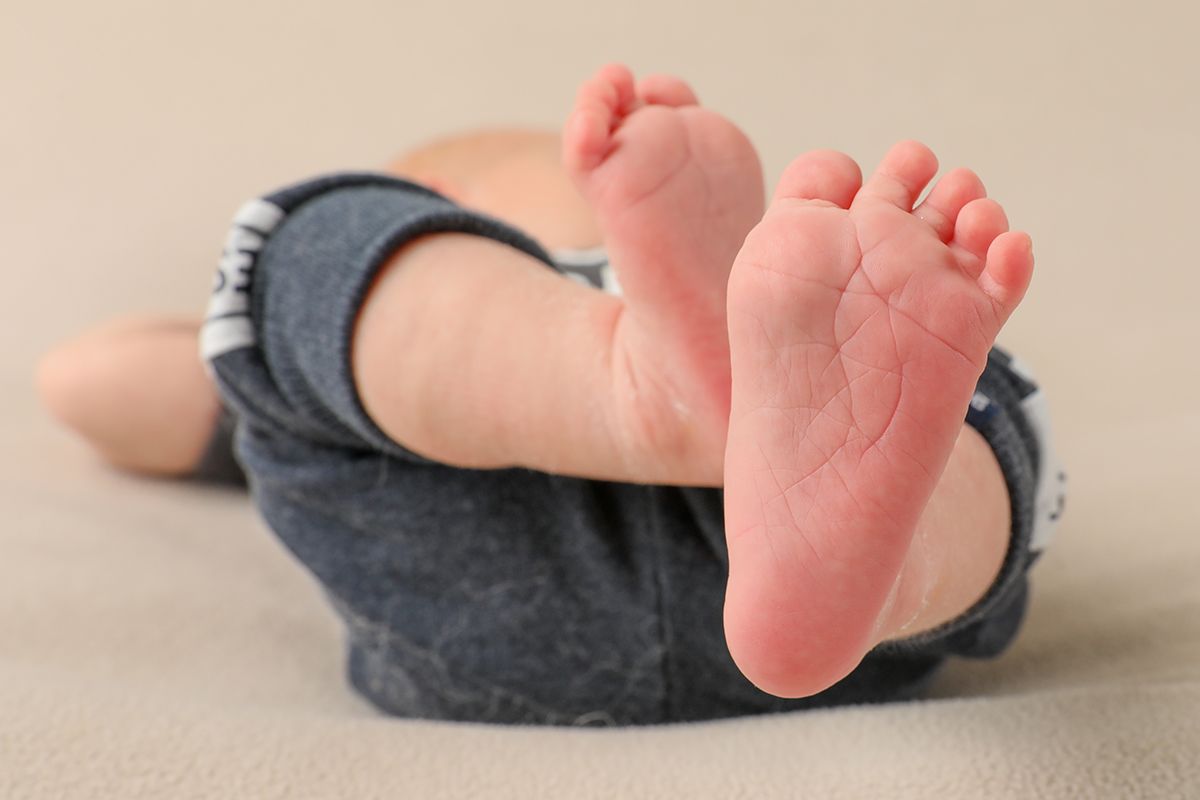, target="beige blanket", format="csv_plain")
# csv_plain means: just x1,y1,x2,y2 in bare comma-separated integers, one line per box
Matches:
4,1,1198,796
